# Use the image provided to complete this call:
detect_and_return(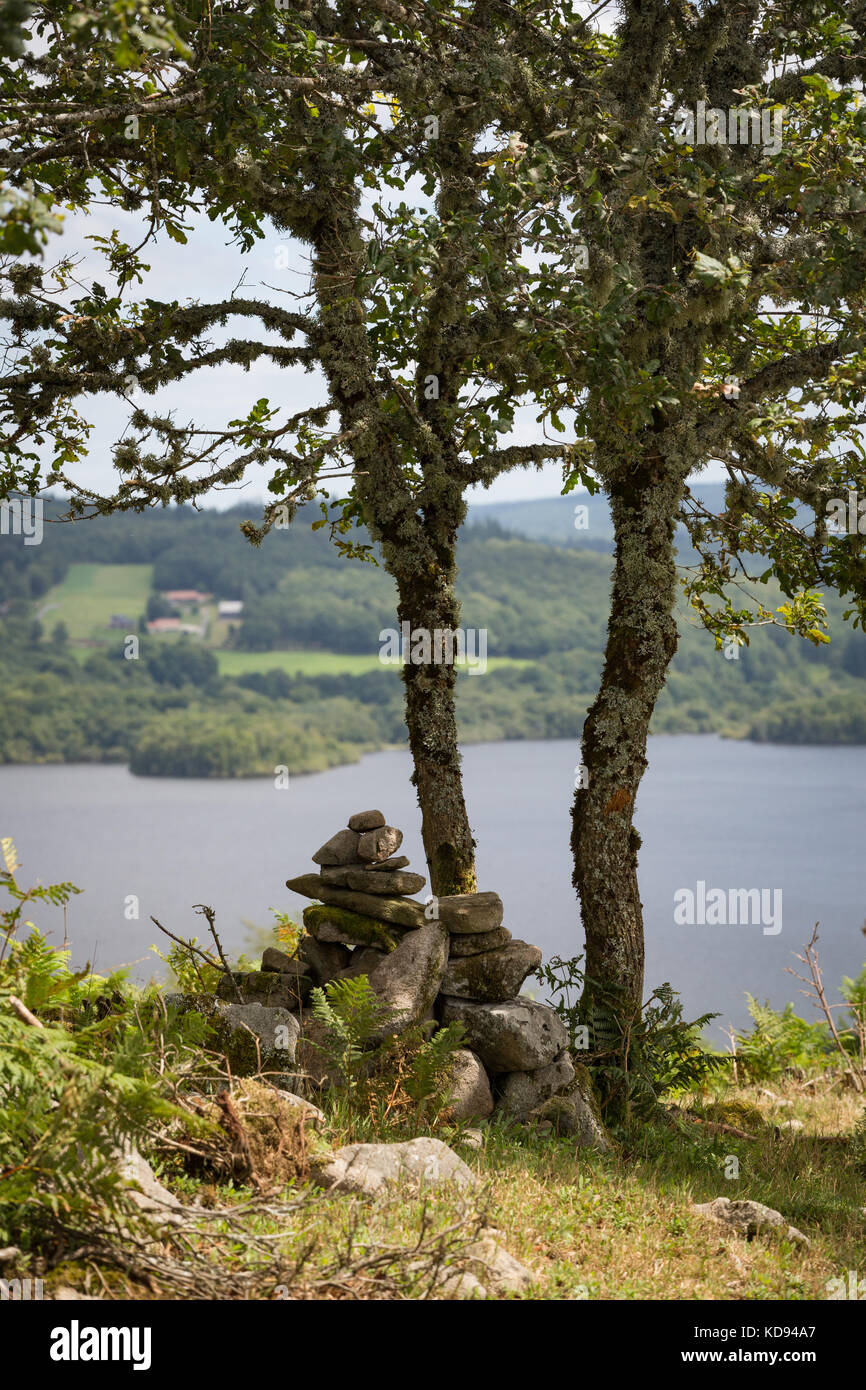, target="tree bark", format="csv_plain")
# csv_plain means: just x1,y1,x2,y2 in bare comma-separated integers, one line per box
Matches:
571,441,683,1110
392,537,477,898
